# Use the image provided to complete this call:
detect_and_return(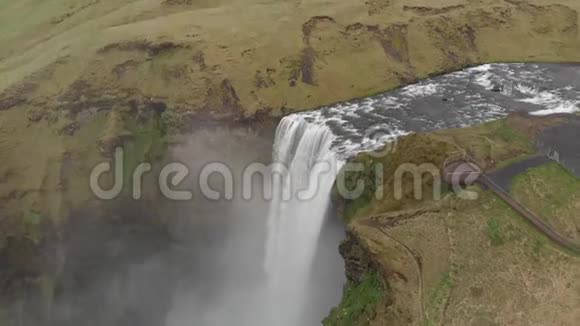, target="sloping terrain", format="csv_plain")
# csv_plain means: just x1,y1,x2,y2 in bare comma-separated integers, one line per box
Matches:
512,162,580,243
330,114,580,325
1,0,580,122
1,2,580,324
3,0,580,222
343,191,580,326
